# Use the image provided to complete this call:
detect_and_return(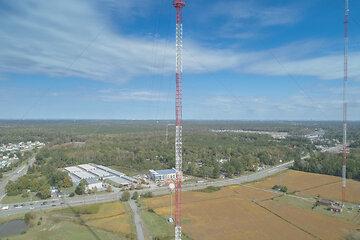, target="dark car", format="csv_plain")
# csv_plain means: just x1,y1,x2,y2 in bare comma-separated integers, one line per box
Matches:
20,203,25,207
51,204,56,207
29,203,34,206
